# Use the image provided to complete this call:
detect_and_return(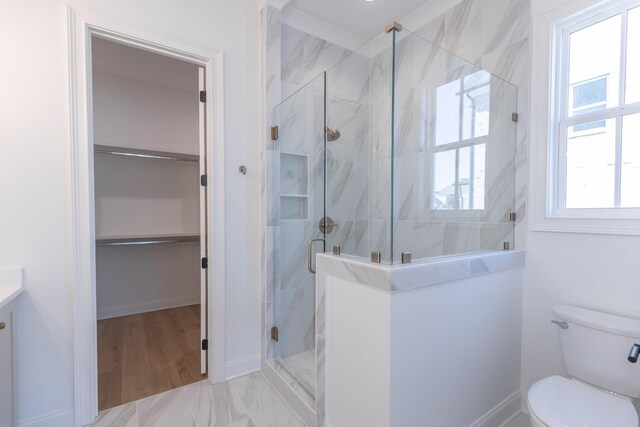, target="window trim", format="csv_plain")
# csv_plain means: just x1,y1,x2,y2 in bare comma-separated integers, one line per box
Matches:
530,0,640,235
552,0,640,216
